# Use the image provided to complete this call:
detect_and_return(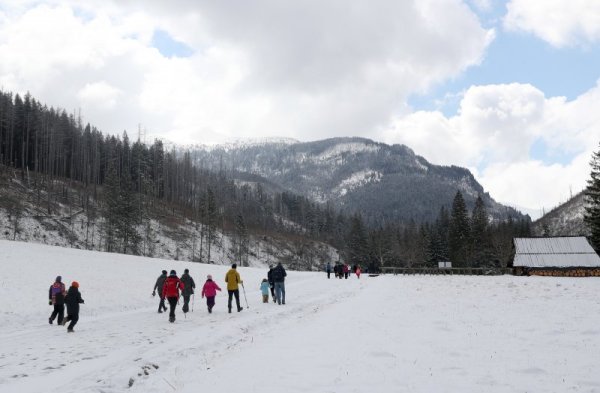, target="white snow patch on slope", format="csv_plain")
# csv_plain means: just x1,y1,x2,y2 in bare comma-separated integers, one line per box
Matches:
1,240,600,392
335,169,383,196
315,142,379,161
